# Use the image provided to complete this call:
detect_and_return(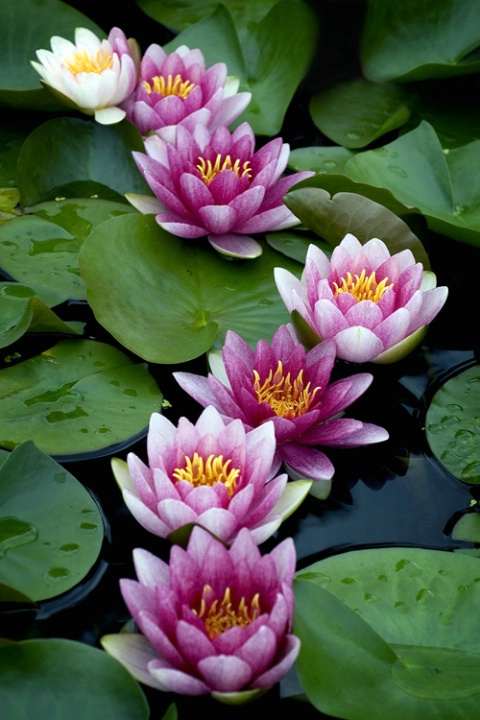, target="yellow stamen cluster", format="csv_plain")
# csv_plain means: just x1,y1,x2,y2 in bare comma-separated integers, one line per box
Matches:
194,585,261,639
253,360,320,419
64,48,113,75
196,154,252,185
143,73,195,98
172,452,239,498
333,269,393,303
